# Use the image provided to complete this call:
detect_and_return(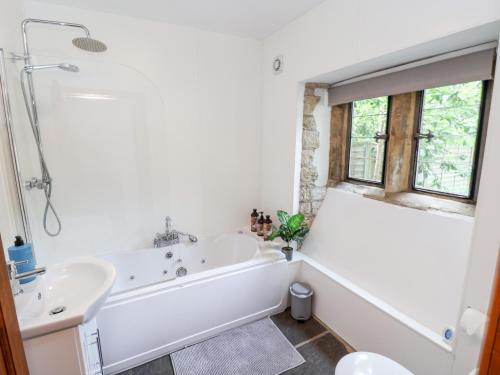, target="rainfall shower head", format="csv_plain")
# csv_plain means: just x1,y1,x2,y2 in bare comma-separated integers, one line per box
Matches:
24,63,80,73
72,36,107,53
